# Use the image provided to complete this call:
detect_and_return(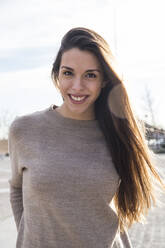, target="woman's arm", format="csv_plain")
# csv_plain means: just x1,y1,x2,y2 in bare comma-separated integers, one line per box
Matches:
9,185,23,231
8,117,24,230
